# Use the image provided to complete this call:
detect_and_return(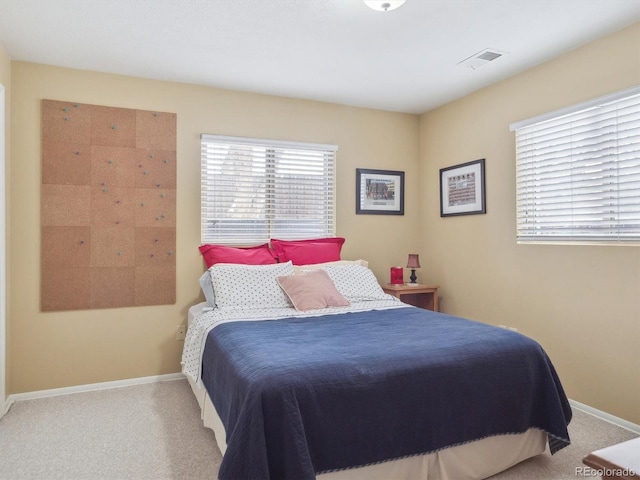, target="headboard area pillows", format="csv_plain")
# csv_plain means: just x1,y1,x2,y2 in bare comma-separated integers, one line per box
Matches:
270,237,345,265
209,261,295,309
199,243,277,268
